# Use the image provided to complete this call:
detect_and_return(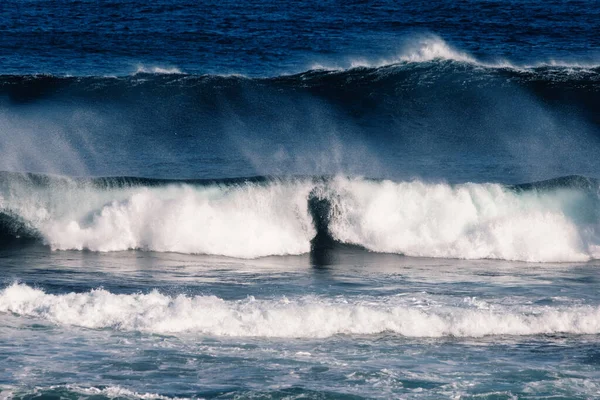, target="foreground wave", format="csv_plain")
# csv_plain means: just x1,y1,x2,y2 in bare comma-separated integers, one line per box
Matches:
0,173,599,262
2,283,600,338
